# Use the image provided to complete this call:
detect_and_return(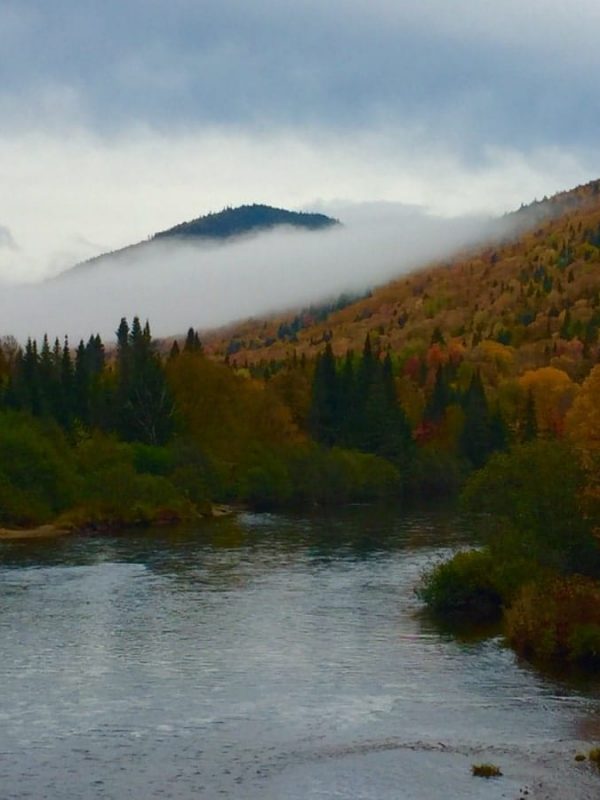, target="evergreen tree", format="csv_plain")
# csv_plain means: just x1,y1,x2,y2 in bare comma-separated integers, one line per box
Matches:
59,337,74,426
74,340,90,425
338,350,357,446
309,343,339,445
184,327,202,353
460,371,491,468
522,389,538,442
424,366,452,424
116,317,174,444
